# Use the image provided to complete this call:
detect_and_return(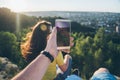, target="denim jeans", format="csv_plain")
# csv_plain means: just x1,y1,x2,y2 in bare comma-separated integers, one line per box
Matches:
91,72,117,80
